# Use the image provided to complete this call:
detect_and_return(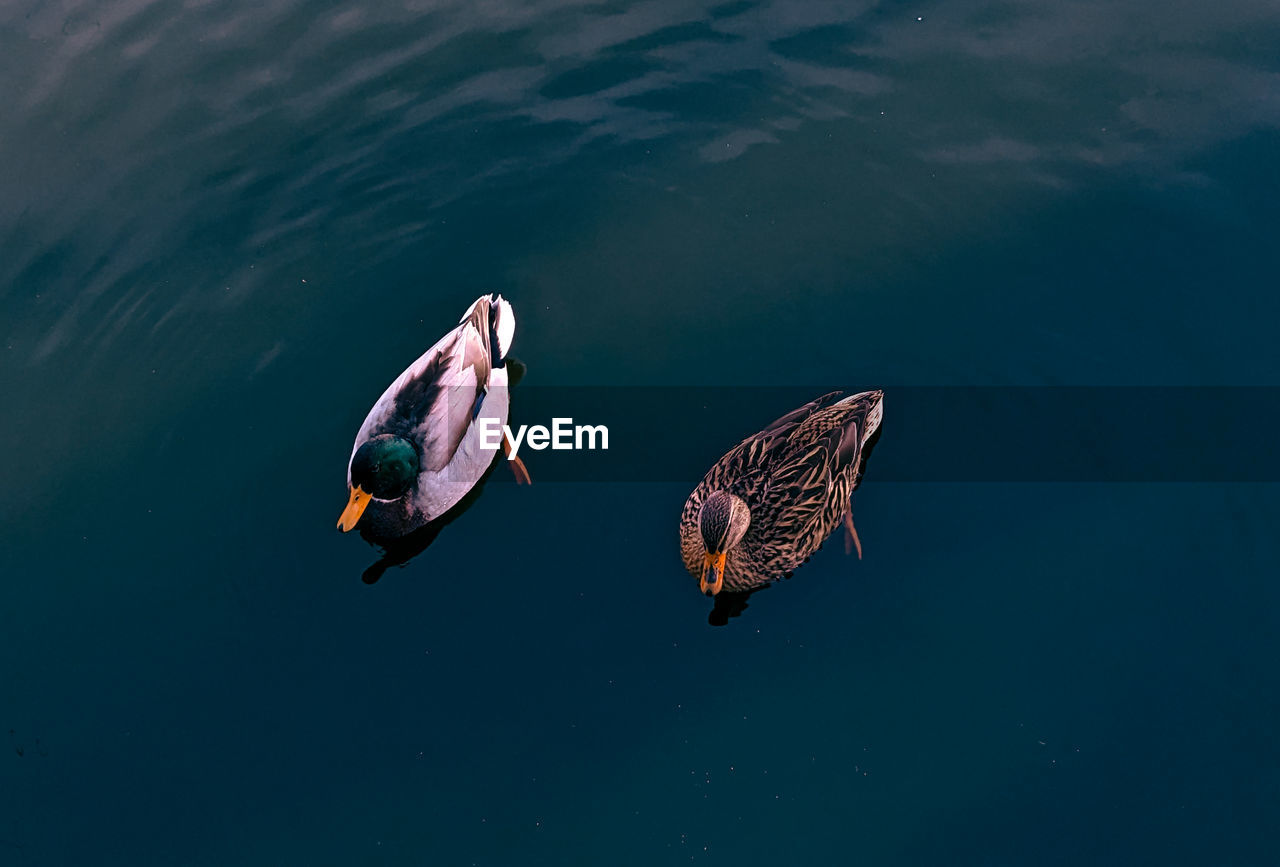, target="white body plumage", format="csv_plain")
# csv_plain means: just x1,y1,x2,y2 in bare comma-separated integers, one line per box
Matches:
343,294,515,541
